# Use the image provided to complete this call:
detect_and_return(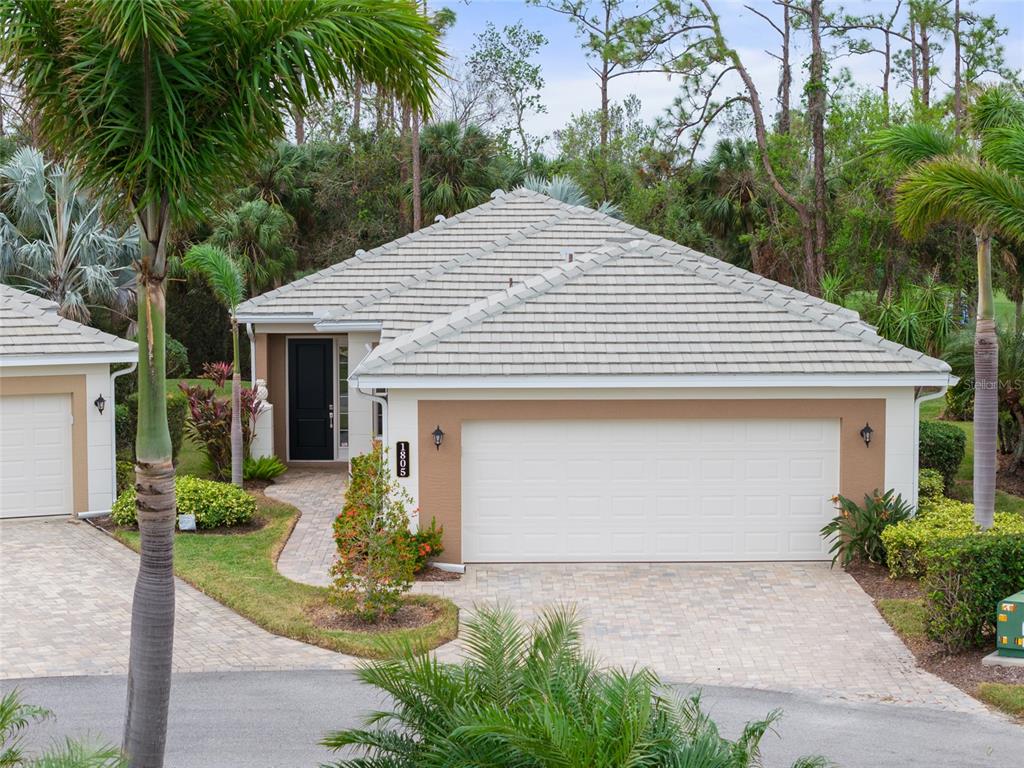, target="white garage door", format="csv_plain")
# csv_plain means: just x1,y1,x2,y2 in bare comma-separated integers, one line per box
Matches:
462,419,840,562
0,394,74,518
